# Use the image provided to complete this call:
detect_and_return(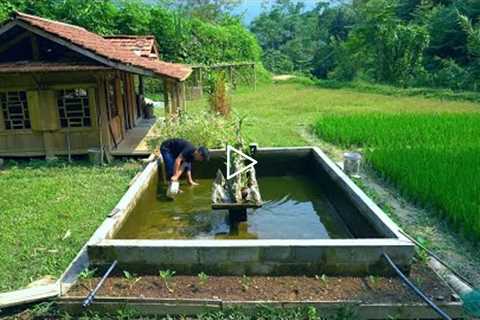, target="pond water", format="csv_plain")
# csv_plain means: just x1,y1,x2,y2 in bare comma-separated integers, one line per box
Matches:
114,175,353,240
